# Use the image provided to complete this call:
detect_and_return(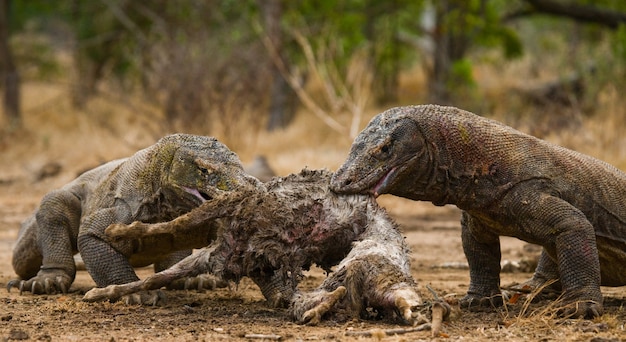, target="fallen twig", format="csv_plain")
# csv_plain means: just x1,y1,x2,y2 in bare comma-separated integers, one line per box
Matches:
244,333,282,340
426,285,452,337
345,323,431,337
431,302,448,337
